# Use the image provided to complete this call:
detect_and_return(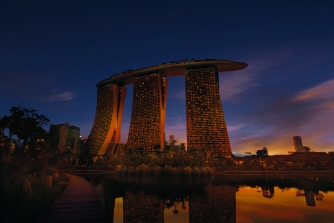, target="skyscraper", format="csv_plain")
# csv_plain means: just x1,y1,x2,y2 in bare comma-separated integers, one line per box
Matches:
67,125,80,154
85,84,126,155
86,59,247,155
293,136,304,152
185,67,231,156
169,135,176,148
127,73,168,151
49,123,80,154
